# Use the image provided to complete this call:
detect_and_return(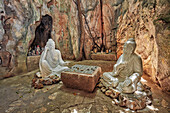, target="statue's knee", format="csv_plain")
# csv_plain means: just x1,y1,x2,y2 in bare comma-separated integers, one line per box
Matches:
112,80,119,88
42,60,48,65
102,73,112,80
103,72,112,77
41,60,50,69
103,72,108,76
